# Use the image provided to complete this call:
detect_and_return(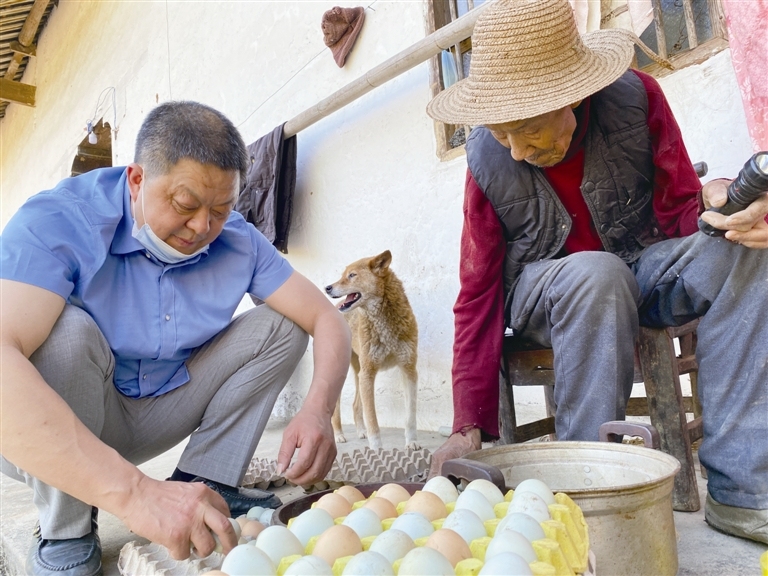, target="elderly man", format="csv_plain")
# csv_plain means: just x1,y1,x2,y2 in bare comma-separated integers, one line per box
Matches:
426,0,768,545
0,101,351,576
